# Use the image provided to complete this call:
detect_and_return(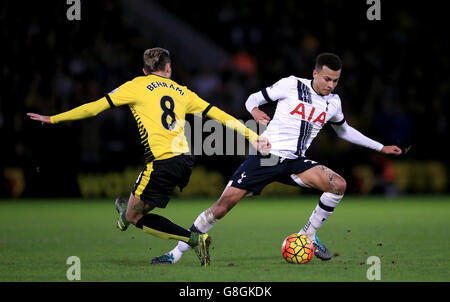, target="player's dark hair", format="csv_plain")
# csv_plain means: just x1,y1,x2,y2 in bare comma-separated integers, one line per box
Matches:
315,53,342,71
143,47,171,73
